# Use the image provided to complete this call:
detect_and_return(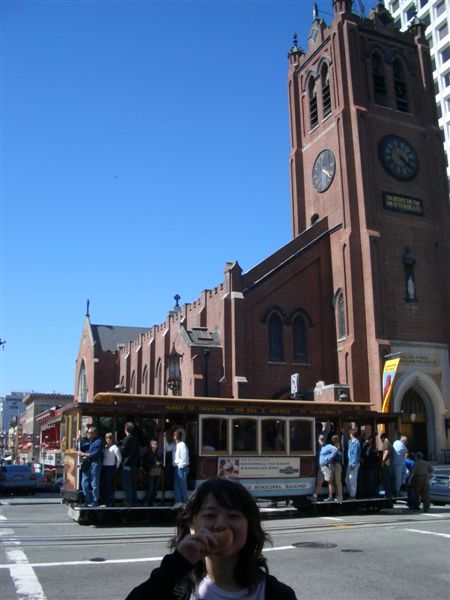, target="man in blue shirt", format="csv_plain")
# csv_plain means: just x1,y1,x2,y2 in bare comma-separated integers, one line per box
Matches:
78,426,104,507
309,433,326,499
319,439,338,501
345,428,361,498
